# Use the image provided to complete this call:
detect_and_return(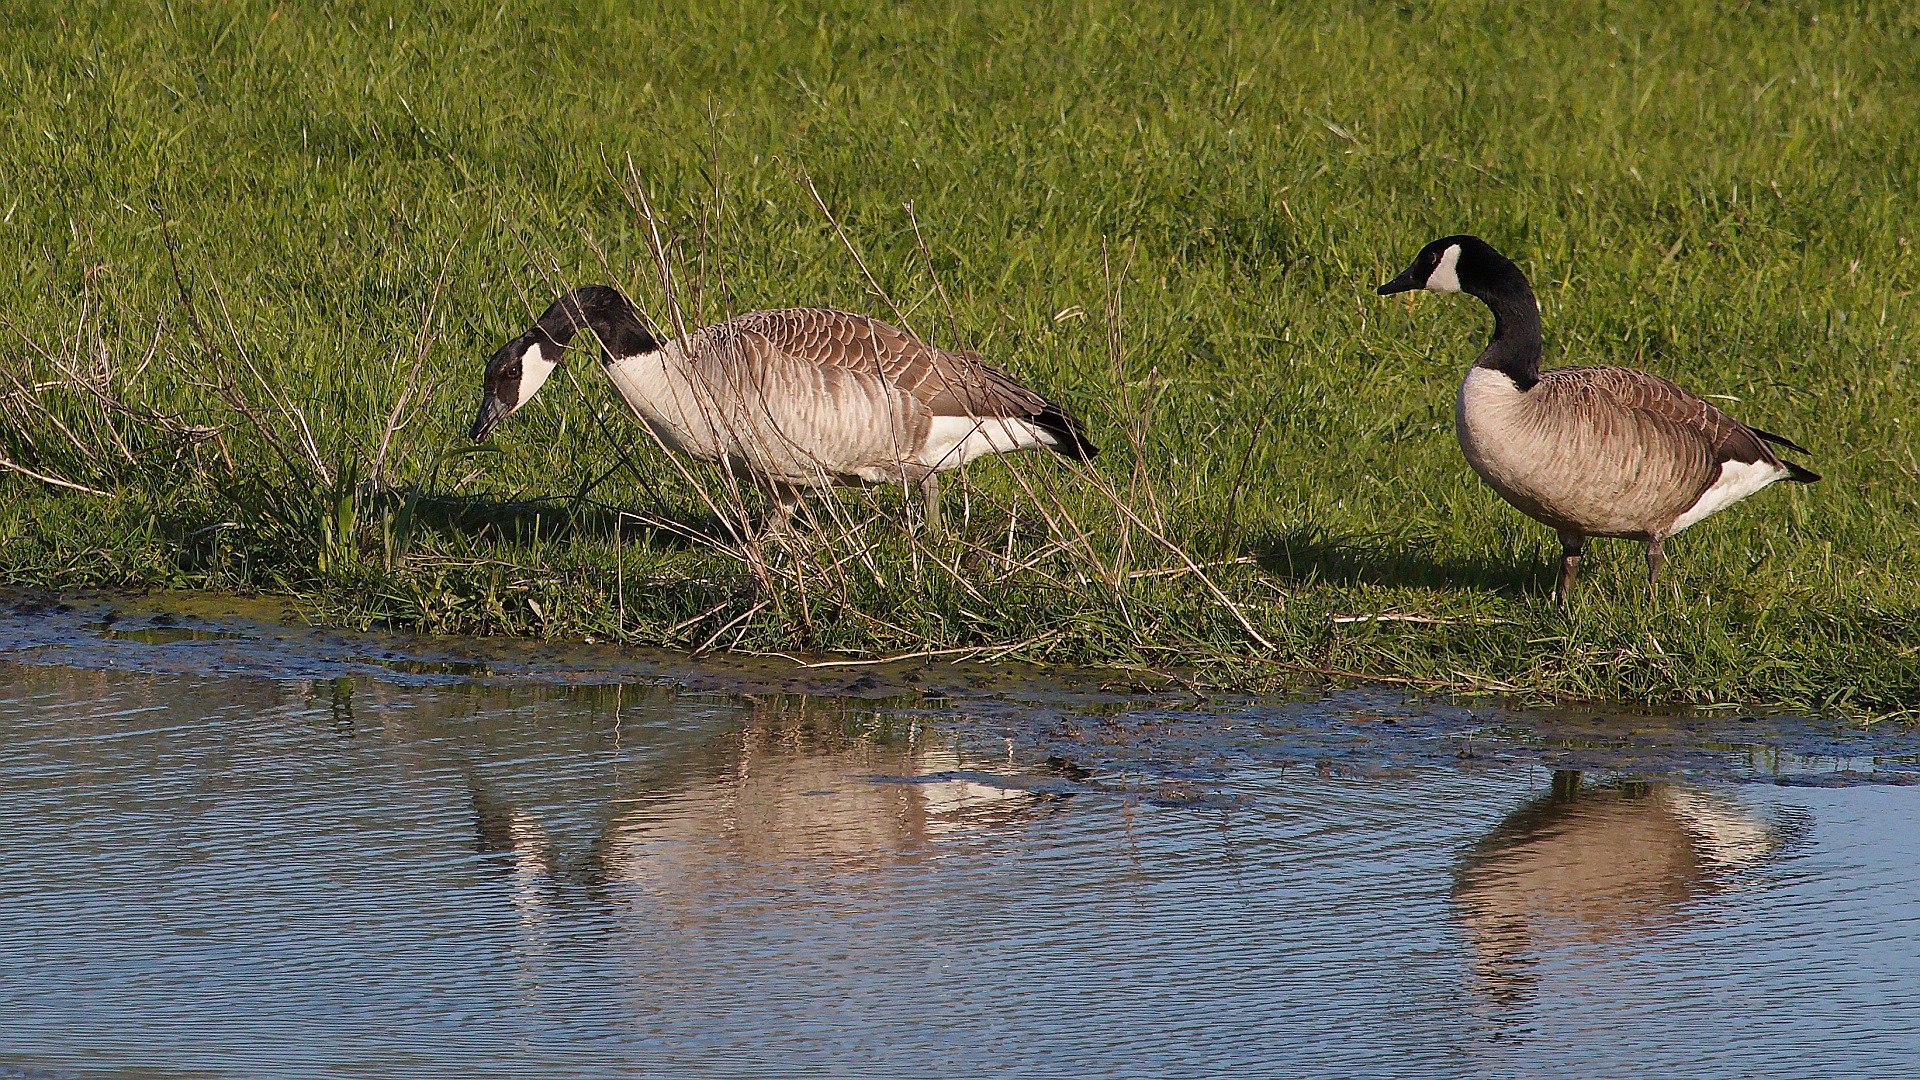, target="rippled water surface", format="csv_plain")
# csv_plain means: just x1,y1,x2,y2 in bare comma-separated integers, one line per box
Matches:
2,596,1918,1079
